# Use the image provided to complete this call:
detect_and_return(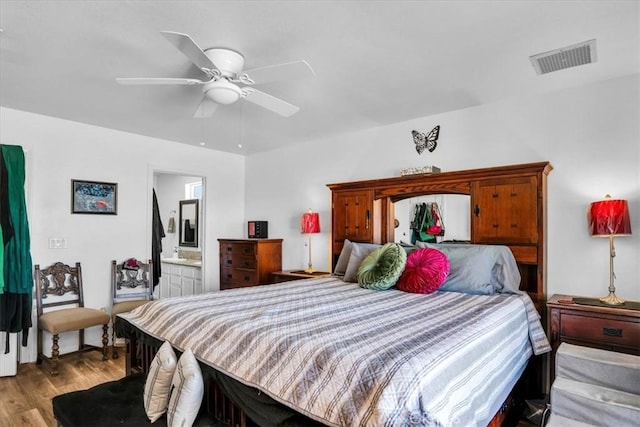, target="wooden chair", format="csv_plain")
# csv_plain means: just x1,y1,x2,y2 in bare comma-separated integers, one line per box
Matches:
111,258,153,358
34,262,110,375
